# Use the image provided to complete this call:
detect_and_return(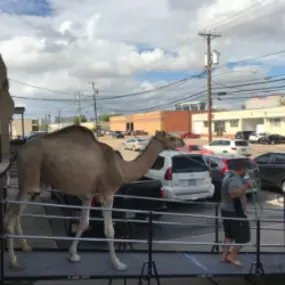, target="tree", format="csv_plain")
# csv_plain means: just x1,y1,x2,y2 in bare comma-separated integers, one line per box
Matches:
100,113,123,122
279,97,285,106
73,115,88,125
40,123,49,131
